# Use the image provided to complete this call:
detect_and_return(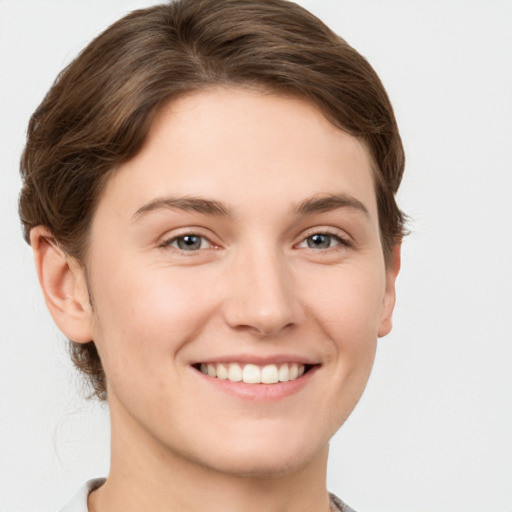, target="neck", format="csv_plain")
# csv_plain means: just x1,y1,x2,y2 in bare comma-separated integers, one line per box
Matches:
89,399,332,512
